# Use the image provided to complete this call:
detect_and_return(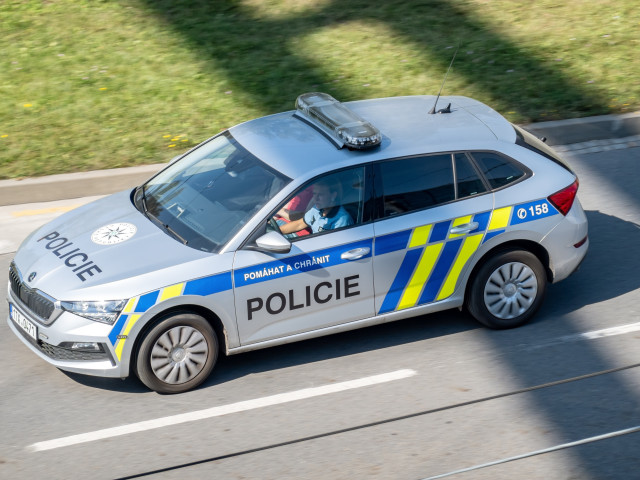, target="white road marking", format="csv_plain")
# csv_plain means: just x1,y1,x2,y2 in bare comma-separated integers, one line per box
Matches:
28,369,416,452
526,322,640,350
422,425,640,479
